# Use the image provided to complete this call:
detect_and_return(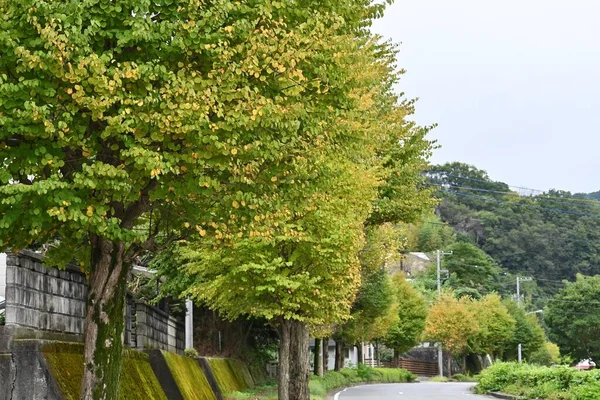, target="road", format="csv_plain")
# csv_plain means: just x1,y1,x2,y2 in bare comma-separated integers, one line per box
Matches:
333,382,492,399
